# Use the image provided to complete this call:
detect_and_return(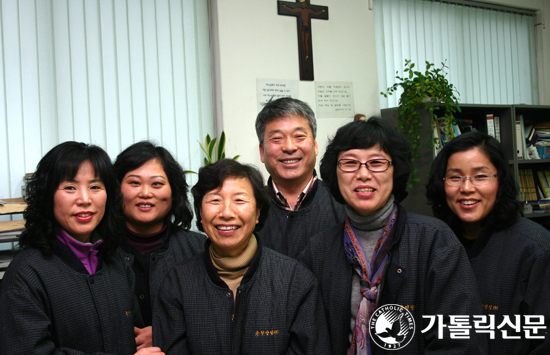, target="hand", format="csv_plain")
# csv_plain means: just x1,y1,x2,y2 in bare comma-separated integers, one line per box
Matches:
134,326,153,350
134,347,164,355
